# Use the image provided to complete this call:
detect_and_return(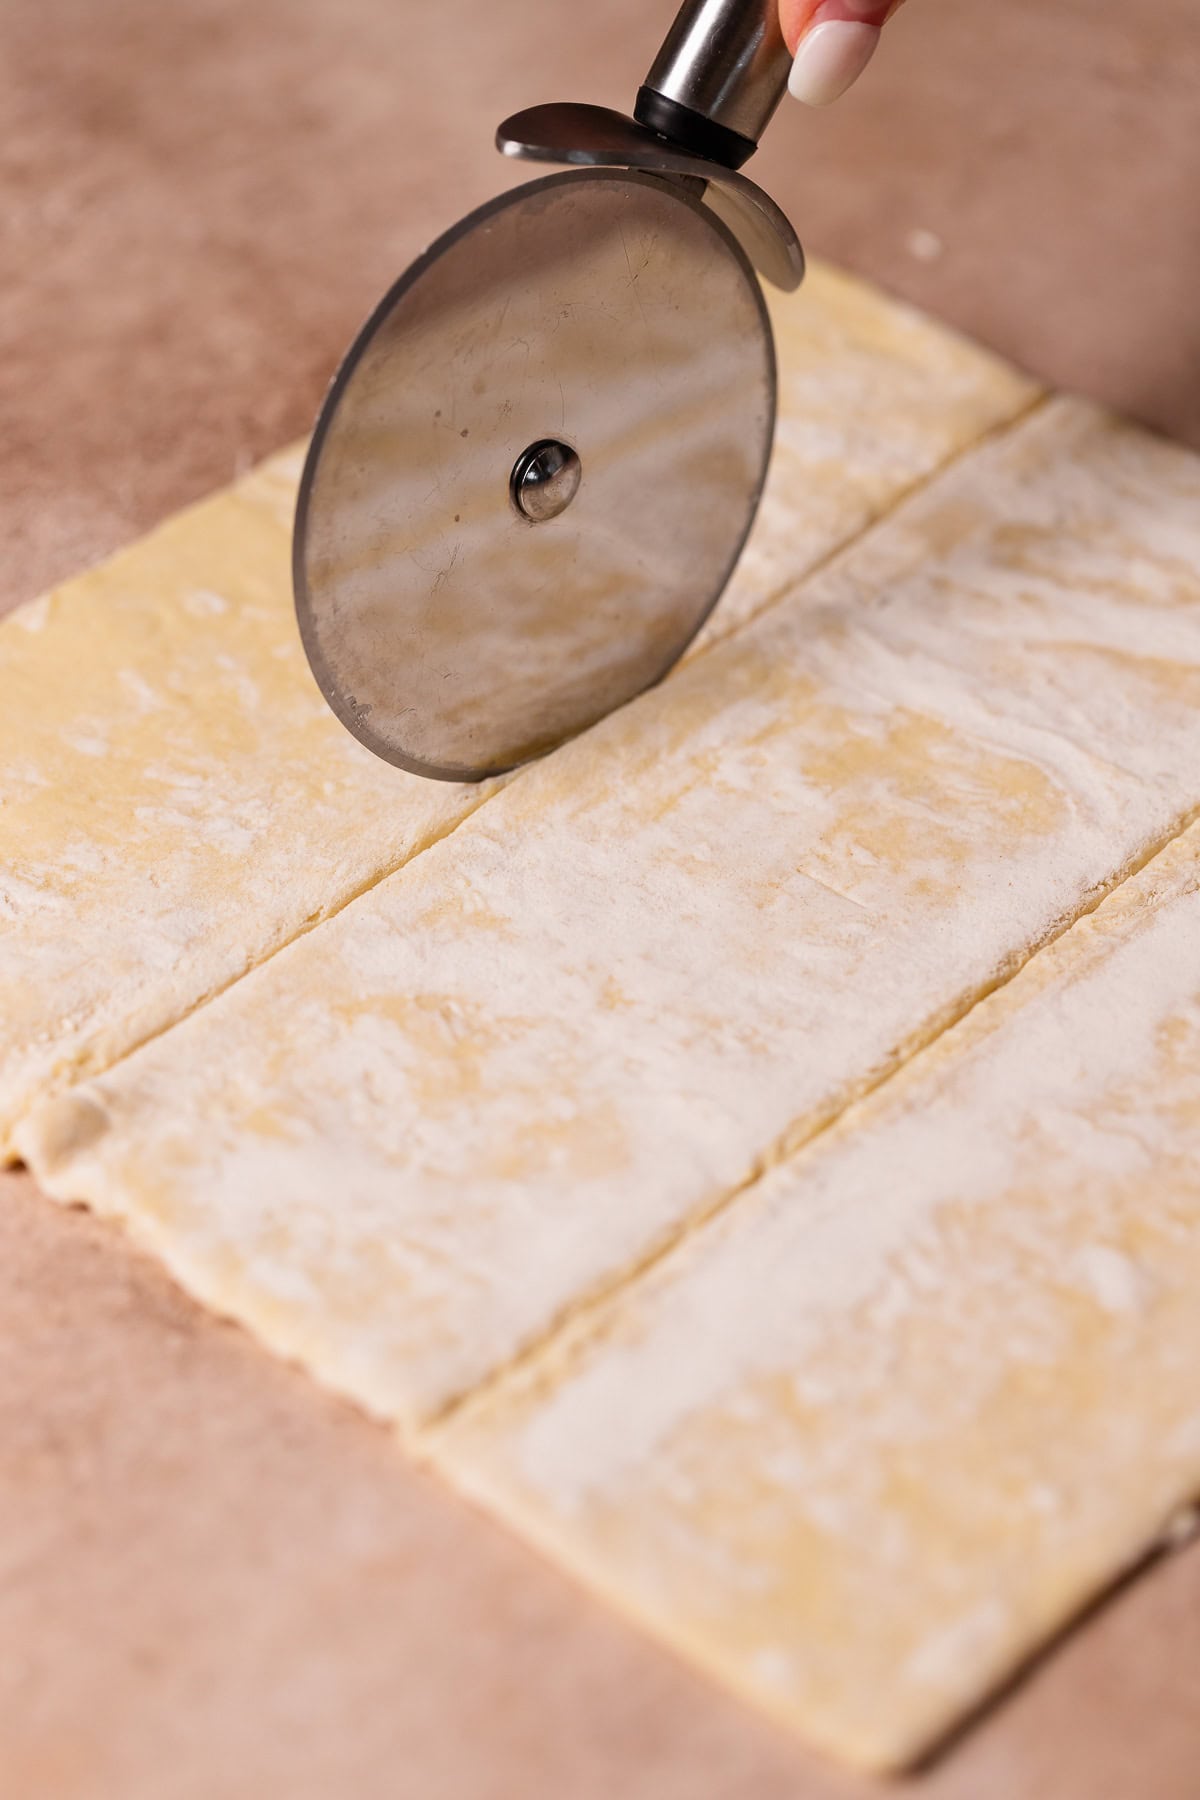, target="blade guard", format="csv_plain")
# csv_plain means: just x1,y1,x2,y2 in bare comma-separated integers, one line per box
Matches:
497,102,804,296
